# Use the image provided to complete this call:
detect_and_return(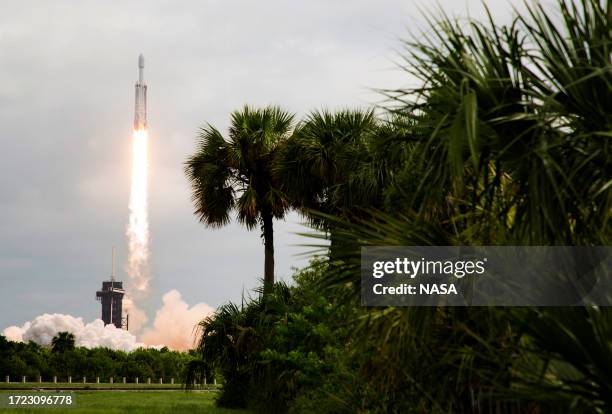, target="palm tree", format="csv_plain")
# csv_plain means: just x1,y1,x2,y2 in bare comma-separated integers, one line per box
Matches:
278,109,391,225
185,106,295,292
185,283,292,408
51,332,75,353
383,0,610,245
315,0,611,411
